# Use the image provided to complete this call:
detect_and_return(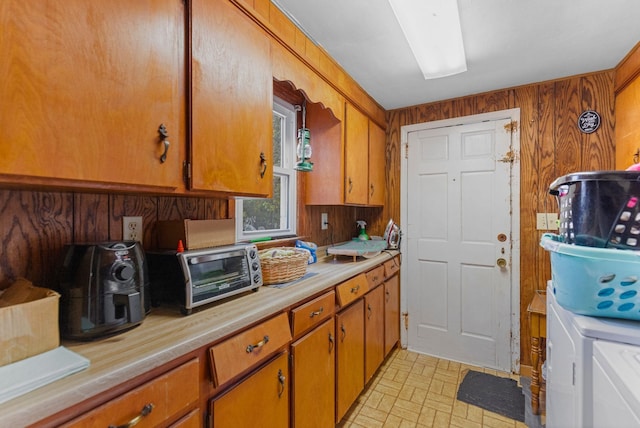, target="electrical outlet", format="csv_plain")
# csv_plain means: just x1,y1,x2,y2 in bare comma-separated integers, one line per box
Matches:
123,216,143,243
321,213,328,230
536,213,558,230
